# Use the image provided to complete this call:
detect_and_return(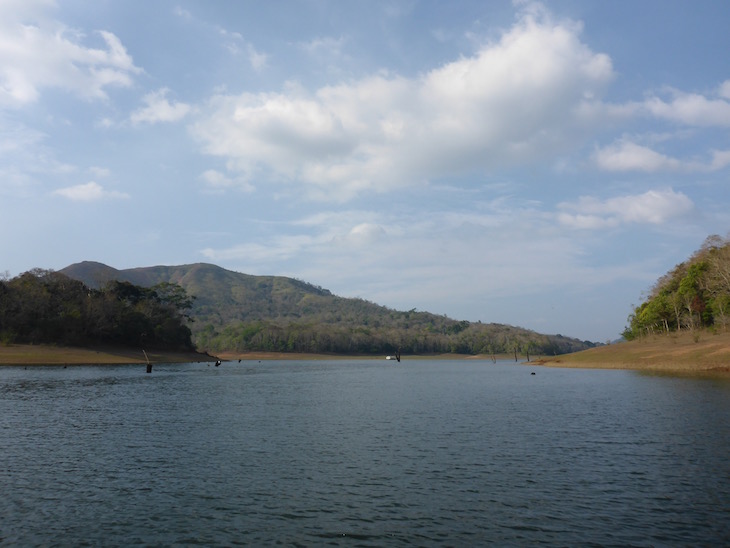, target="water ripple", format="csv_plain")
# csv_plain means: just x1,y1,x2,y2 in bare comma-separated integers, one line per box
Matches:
1,361,729,545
